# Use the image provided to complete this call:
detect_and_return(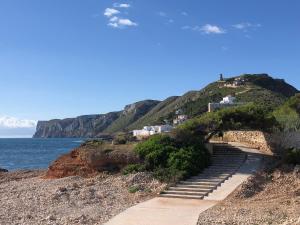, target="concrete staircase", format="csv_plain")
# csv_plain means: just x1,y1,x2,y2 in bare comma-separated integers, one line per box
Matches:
160,144,247,199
